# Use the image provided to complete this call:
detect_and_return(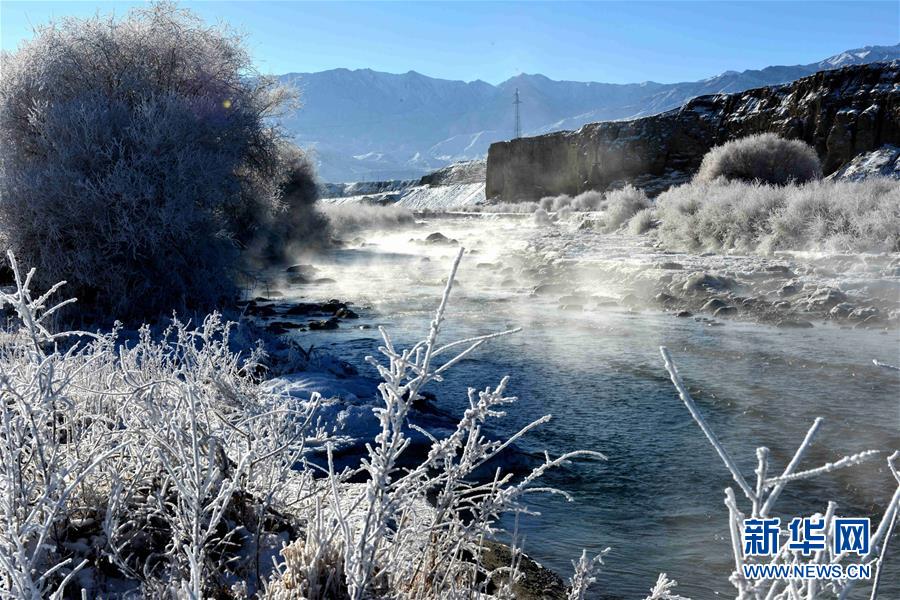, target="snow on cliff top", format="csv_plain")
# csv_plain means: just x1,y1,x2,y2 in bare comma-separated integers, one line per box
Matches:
829,145,900,181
